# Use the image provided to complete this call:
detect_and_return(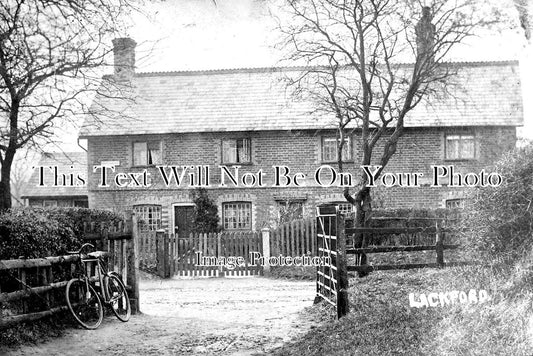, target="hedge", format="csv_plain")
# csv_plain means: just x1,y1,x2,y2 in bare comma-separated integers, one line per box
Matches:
0,208,123,260
460,146,533,264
